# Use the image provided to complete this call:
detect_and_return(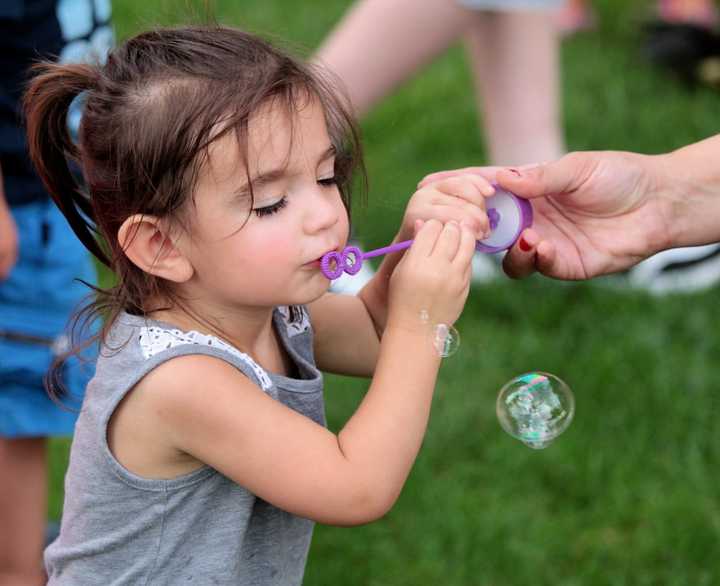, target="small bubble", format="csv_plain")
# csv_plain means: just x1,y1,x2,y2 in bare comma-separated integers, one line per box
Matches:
432,323,460,357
